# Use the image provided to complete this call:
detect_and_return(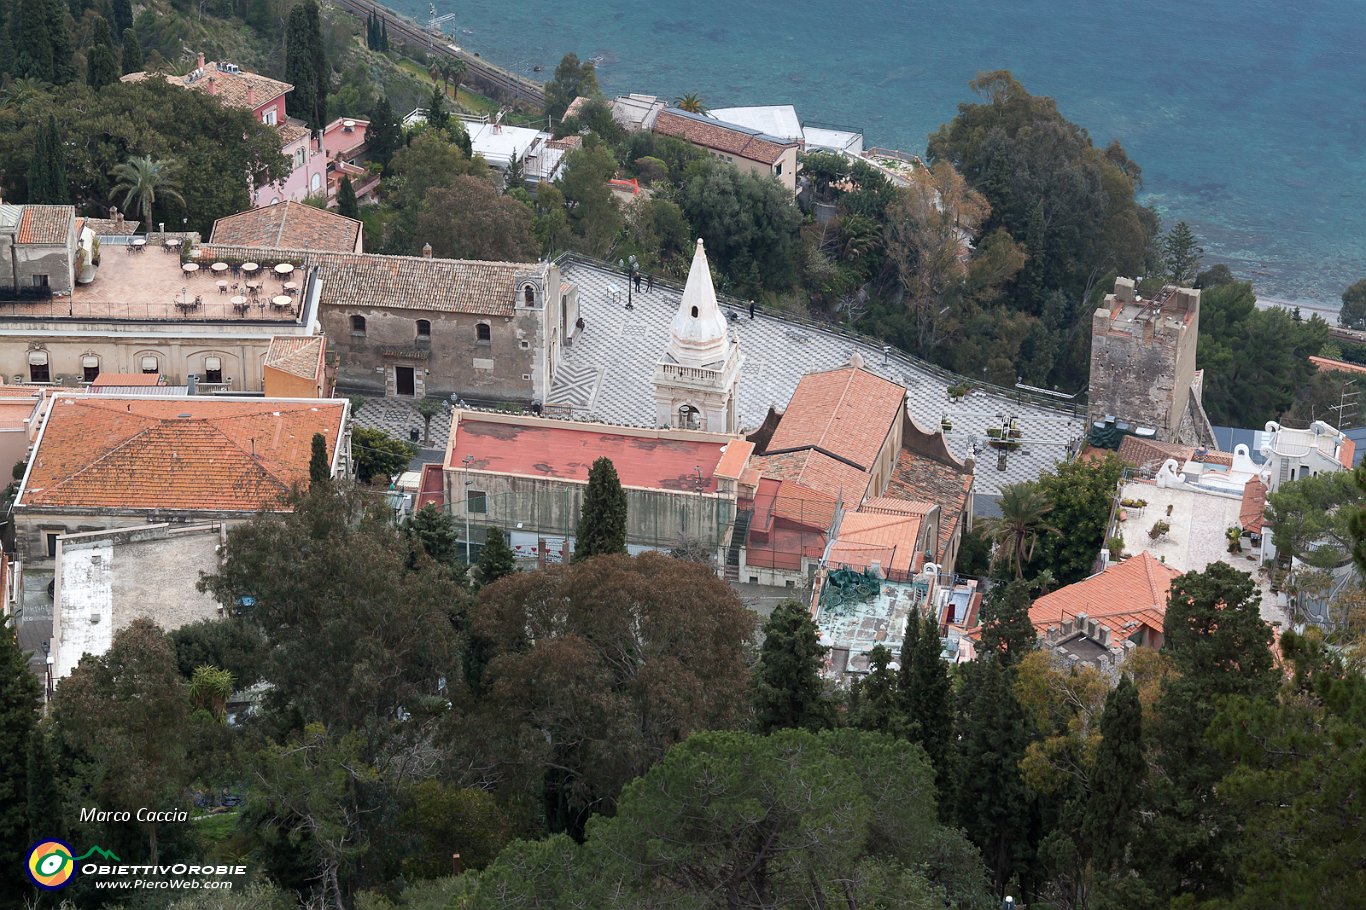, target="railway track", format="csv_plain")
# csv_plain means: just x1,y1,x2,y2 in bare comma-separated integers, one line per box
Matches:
330,0,546,109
